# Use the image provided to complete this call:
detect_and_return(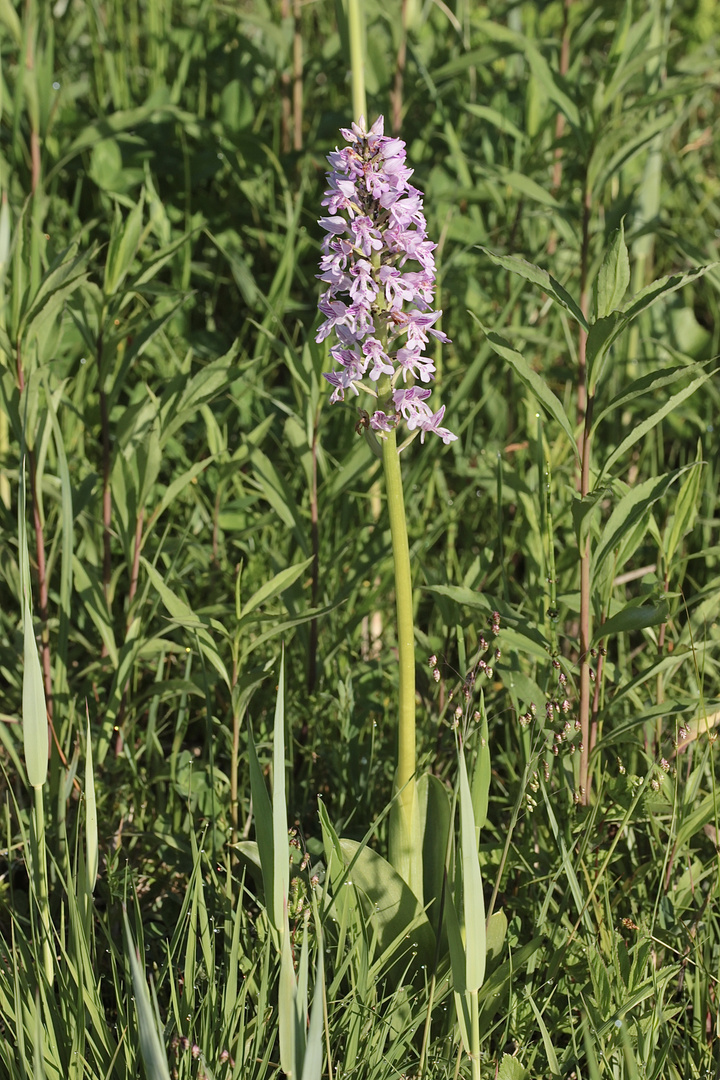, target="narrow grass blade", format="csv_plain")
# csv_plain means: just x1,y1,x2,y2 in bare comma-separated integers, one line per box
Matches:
458,745,485,993
22,596,47,789
272,649,290,936
301,929,324,1080
85,705,98,894
124,908,172,1080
